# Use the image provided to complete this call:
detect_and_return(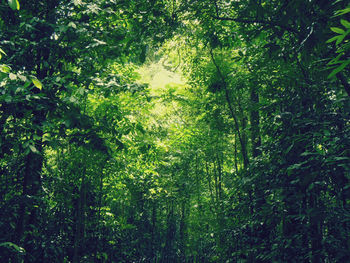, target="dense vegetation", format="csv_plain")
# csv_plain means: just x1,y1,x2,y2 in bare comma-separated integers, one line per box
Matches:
1,0,350,262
